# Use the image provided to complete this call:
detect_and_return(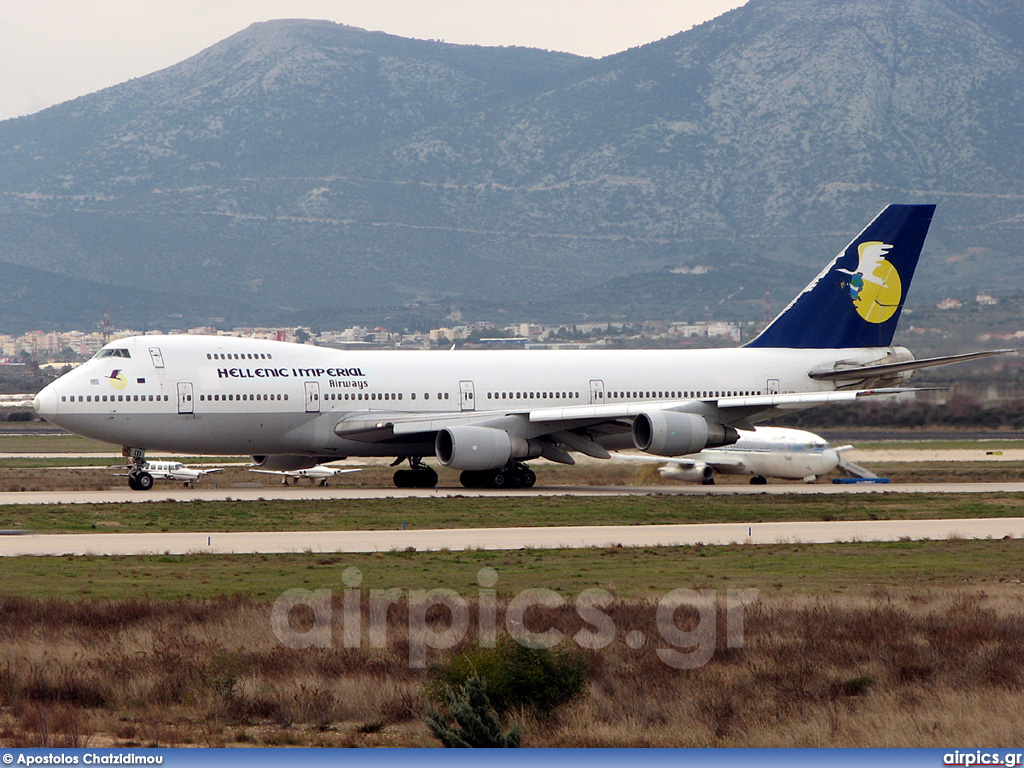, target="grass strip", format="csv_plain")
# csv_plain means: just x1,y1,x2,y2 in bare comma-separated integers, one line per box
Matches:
0,492,1022,534
0,537,1019,600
